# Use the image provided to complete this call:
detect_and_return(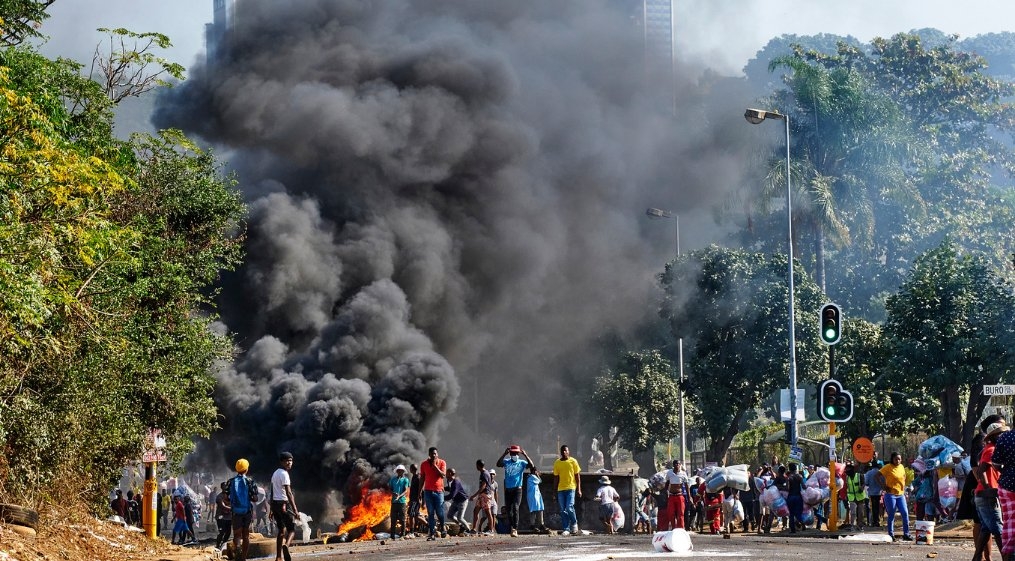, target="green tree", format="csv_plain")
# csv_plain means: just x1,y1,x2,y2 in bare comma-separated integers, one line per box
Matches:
660,245,826,462
0,0,54,46
0,42,244,508
588,350,681,477
884,240,1015,449
766,52,914,293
